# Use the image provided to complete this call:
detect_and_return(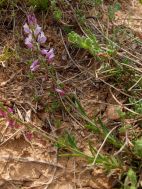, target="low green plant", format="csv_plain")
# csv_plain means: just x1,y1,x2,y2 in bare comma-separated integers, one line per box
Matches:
124,169,137,189
134,138,142,158
51,0,62,21
68,31,116,58
108,2,121,21
28,0,49,10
